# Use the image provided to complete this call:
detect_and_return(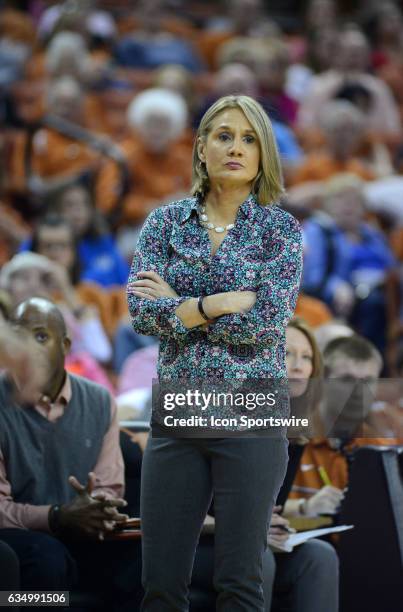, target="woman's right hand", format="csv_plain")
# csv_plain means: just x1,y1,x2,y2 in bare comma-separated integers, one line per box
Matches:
127,270,178,300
